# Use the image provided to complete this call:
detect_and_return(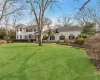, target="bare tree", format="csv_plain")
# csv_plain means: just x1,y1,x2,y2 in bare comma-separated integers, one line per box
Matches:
76,0,100,10
12,16,17,29
12,9,24,29
12,15,19,30
75,10,89,27
0,0,23,23
27,19,35,26
57,14,73,27
0,0,23,41
80,0,91,10
3,15,10,40
75,8,100,27
26,0,58,46
43,17,52,28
